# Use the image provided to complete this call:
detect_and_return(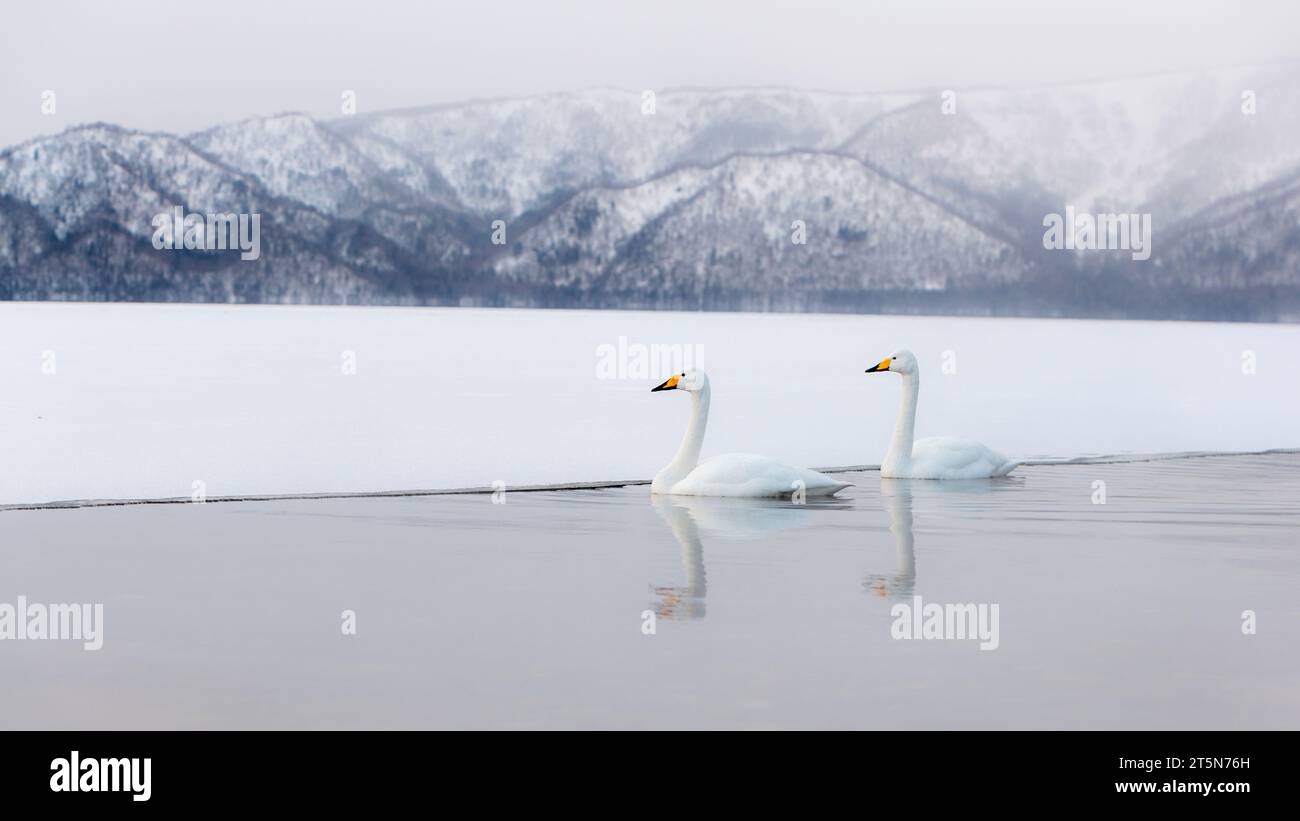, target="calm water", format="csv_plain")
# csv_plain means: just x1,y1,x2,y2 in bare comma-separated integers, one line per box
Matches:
1,453,1297,729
